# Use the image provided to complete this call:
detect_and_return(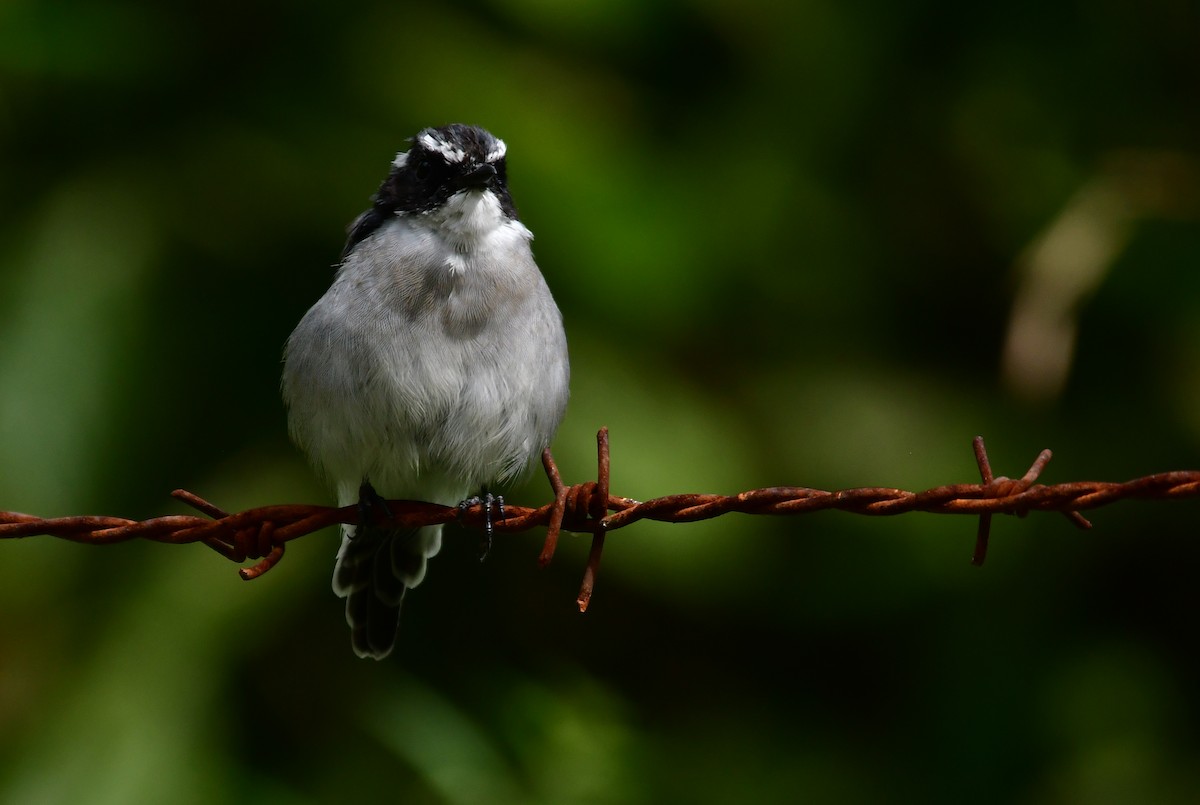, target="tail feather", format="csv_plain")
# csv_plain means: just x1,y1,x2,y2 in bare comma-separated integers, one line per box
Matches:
345,583,403,659
372,539,408,607
333,524,442,660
